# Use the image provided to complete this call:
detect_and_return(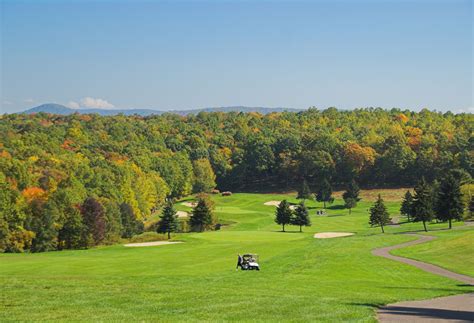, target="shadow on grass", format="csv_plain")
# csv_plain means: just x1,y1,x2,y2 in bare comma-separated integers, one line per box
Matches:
327,205,346,210
377,306,474,321
382,286,474,292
